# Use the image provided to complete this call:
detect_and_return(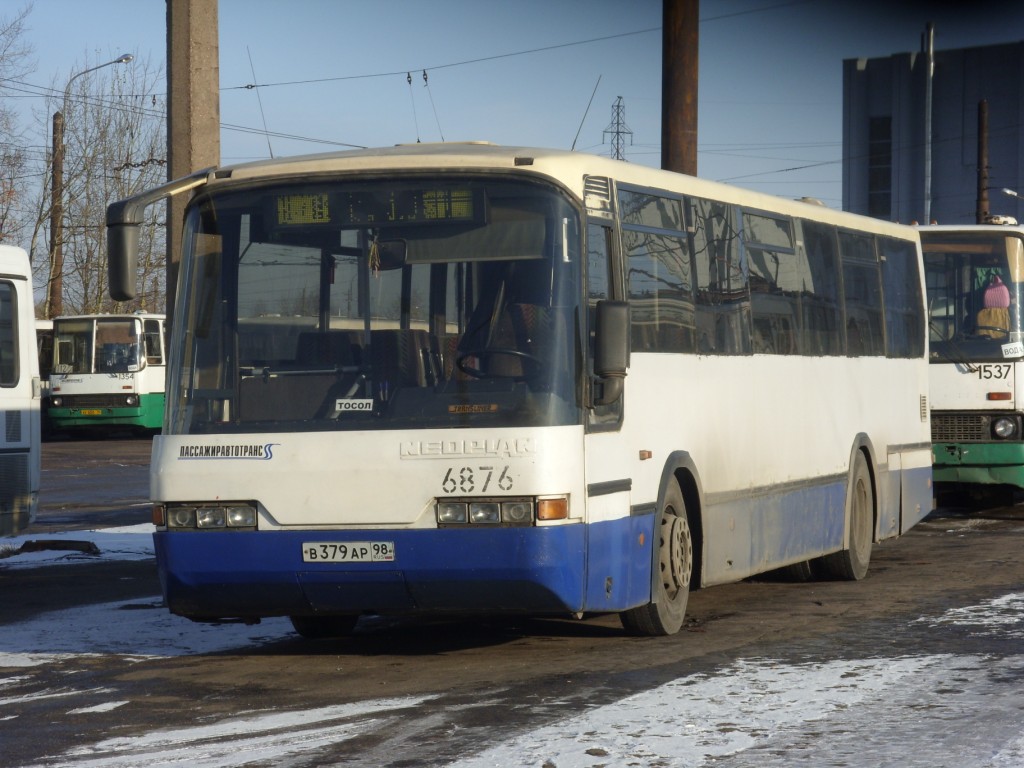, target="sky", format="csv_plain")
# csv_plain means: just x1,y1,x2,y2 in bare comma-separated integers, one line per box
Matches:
3,0,1024,223
2,523,1024,766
